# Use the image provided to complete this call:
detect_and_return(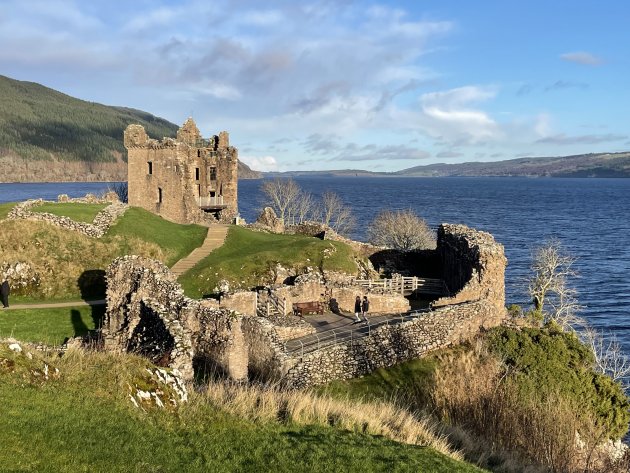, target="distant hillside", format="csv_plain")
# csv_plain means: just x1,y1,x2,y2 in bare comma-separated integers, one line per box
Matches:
395,152,630,178
266,152,630,178
0,75,260,182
